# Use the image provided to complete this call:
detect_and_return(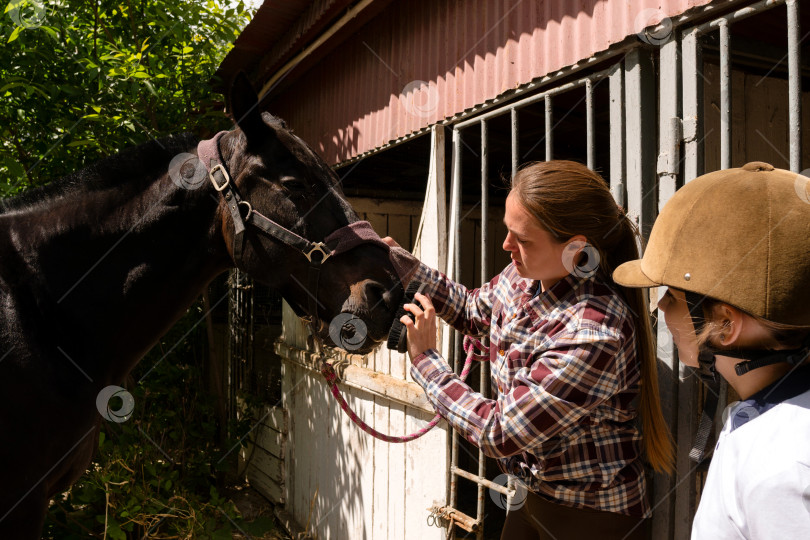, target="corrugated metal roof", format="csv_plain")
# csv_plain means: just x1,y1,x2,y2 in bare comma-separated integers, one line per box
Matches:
216,0,355,88
252,0,715,164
